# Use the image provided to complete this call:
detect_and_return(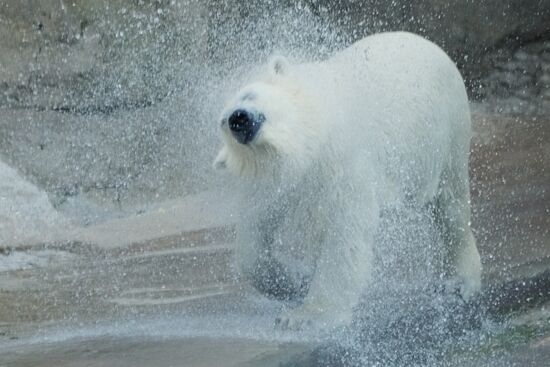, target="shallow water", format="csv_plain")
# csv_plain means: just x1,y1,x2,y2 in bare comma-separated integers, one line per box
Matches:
0,313,314,367
1,304,549,367
2,336,307,367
